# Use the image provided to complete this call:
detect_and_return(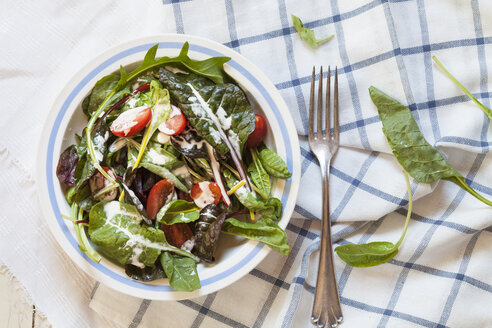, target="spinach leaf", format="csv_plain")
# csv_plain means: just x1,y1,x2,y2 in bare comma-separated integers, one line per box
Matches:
125,262,165,282
222,216,290,255
160,252,201,292
158,68,255,156
258,148,292,179
370,86,492,206
433,56,492,120
156,200,200,225
56,145,79,187
335,242,399,268
223,169,278,217
248,148,270,199
291,14,334,49
127,144,188,192
193,204,226,262
335,171,413,267
89,201,198,266
85,74,119,117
